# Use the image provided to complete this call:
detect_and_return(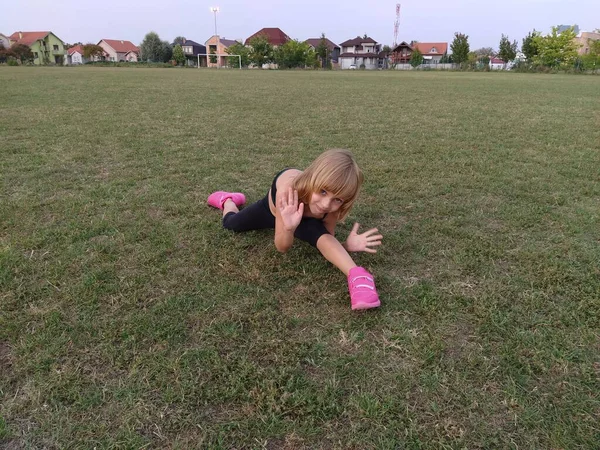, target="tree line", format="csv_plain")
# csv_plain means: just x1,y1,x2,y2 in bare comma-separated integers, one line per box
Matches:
448,26,599,71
